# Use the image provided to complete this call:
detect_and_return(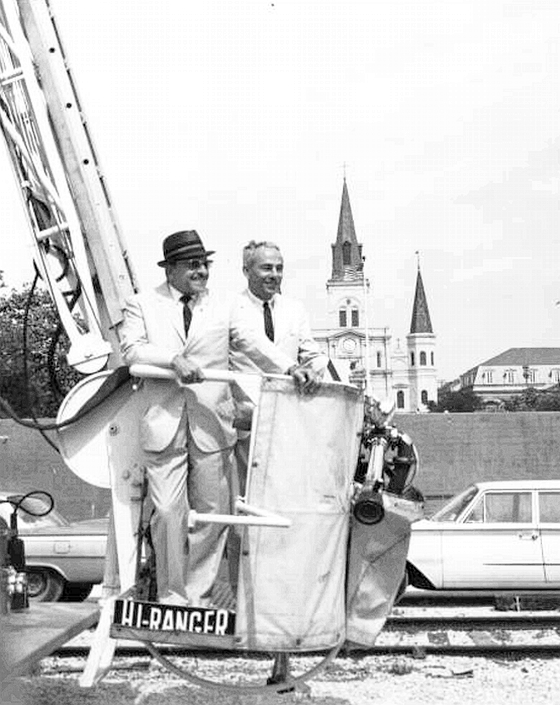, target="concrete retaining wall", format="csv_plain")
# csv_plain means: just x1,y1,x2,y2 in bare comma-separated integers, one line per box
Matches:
398,411,560,510
2,412,560,521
